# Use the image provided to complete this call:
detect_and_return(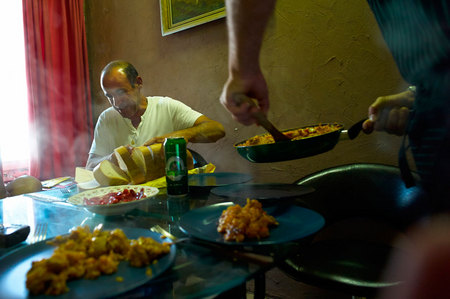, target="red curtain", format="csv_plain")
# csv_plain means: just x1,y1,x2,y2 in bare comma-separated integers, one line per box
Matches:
22,0,93,180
